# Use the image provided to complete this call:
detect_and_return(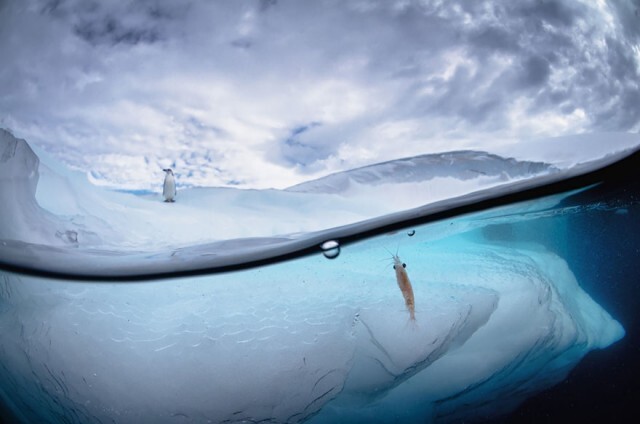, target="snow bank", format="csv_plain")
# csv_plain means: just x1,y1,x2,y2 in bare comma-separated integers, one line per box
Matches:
286,150,555,194
0,129,80,246
0,130,562,251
